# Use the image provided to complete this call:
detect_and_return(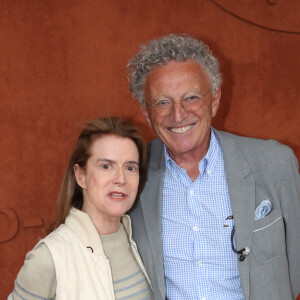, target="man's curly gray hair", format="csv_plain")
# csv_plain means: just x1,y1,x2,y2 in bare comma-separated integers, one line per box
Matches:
127,34,222,107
